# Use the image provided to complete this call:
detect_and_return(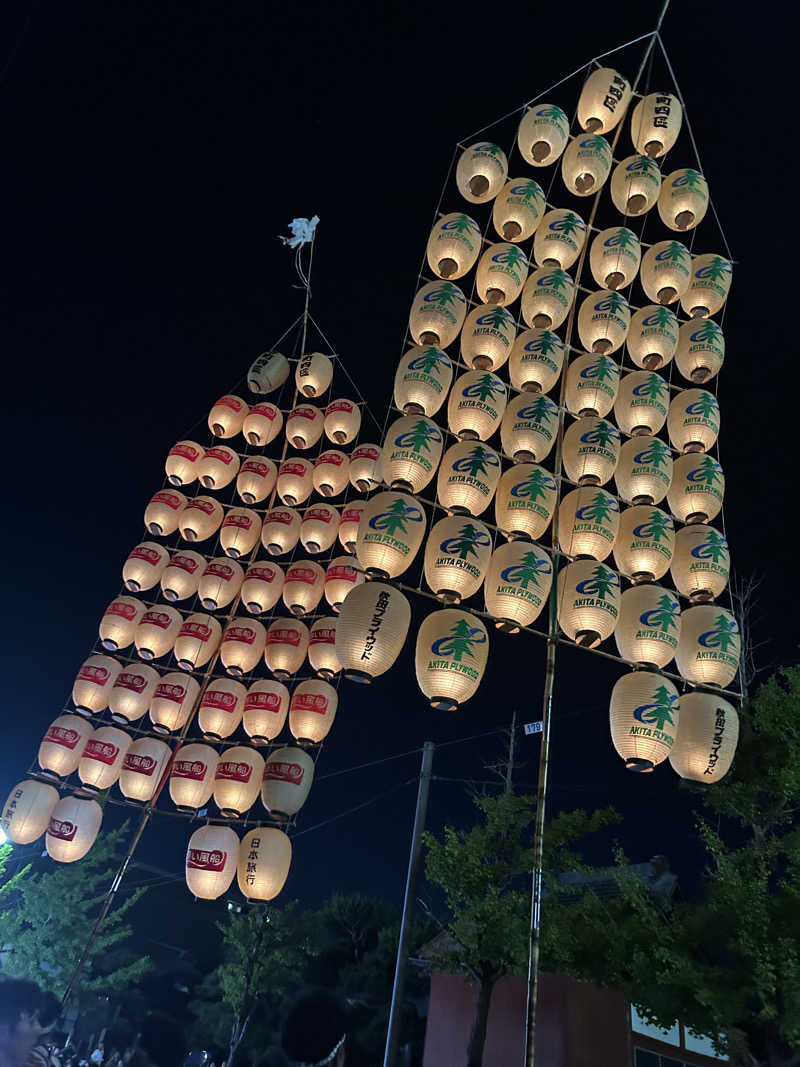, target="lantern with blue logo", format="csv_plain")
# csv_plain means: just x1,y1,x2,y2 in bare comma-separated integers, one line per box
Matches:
578,289,631,355
533,209,586,270
615,436,673,506
670,525,730,603
455,142,508,203
394,346,453,416
565,354,621,418
658,168,709,232
382,415,443,494
423,516,493,604
356,491,427,579
676,605,740,688
680,254,732,319
610,154,662,216
484,541,553,632
492,178,546,242
668,454,725,524
415,608,489,710
501,393,558,463
609,671,681,772
448,369,508,441
675,319,725,384
508,328,565,395
562,416,620,487
613,504,675,583
558,487,620,561
494,463,557,542
667,389,720,453
409,280,468,349
590,226,641,290
437,440,502,517
626,304,679,371
517,104,569,167
556,560,621,647
614,370,669,437
460,304,516,372
562,134,613,197
425,211,482,279
476,243,529,307
615,585,681,668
